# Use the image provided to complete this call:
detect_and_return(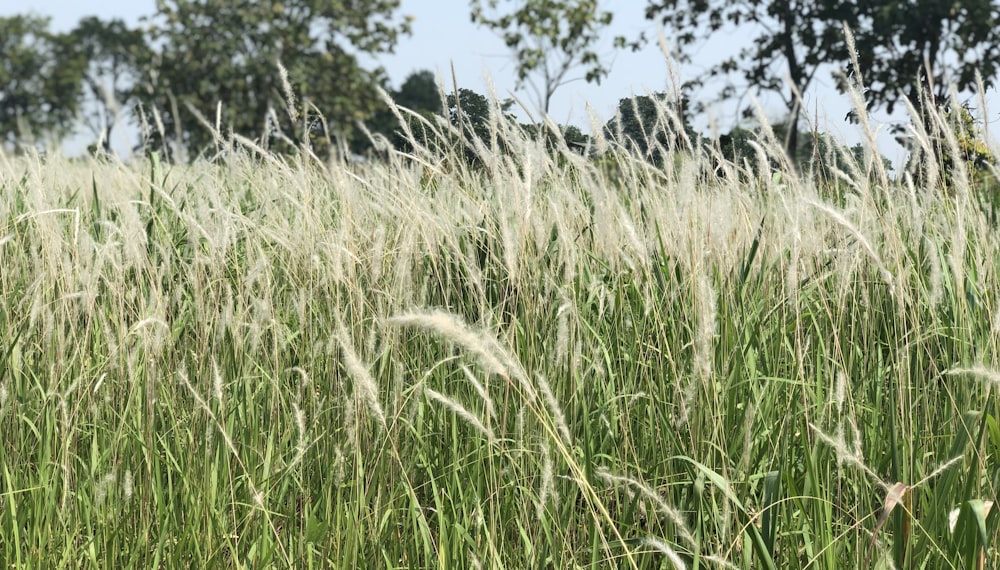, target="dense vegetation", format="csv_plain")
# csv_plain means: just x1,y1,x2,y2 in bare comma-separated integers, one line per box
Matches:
2,1,999,164
0,84,998,568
